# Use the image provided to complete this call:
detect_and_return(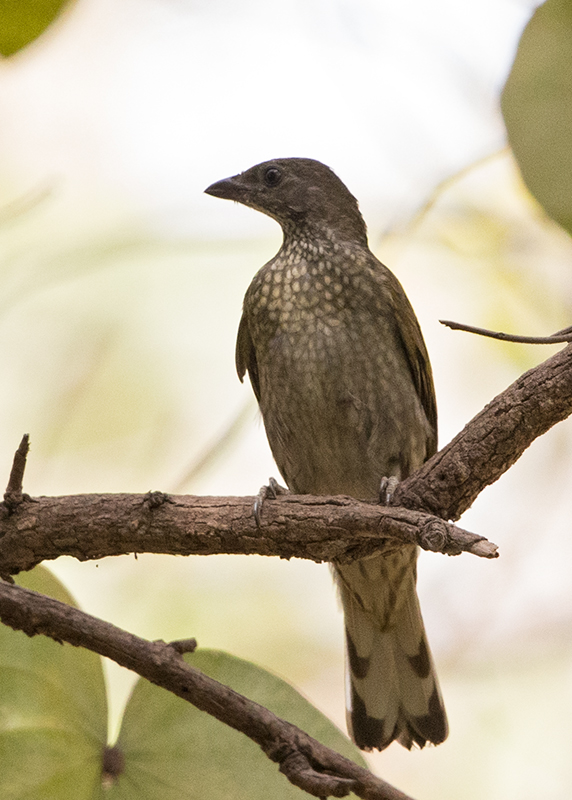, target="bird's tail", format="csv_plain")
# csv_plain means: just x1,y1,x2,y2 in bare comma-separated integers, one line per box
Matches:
334,546,448,750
